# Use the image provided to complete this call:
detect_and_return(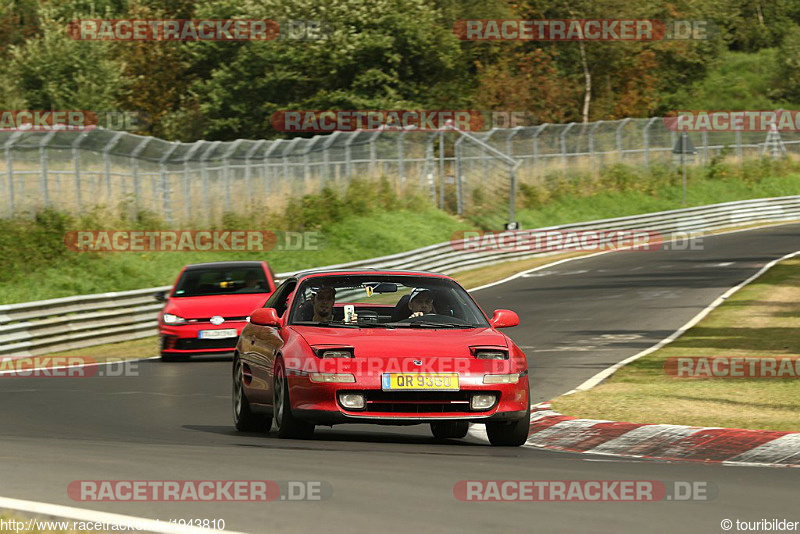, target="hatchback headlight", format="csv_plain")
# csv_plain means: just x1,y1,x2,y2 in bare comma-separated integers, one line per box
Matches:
162,313,186,325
